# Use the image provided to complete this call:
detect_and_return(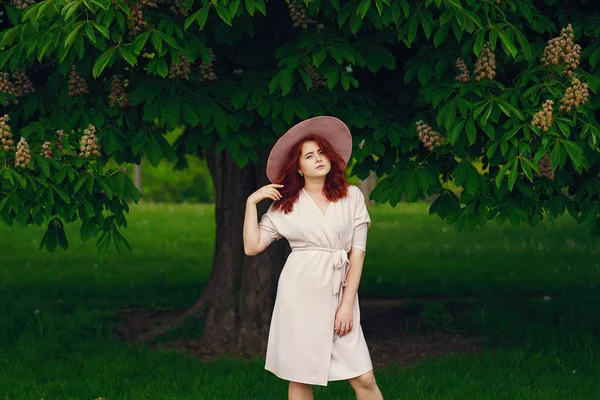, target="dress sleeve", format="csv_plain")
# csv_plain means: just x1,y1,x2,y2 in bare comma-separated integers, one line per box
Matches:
258,206,283,247
351,186,371,253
